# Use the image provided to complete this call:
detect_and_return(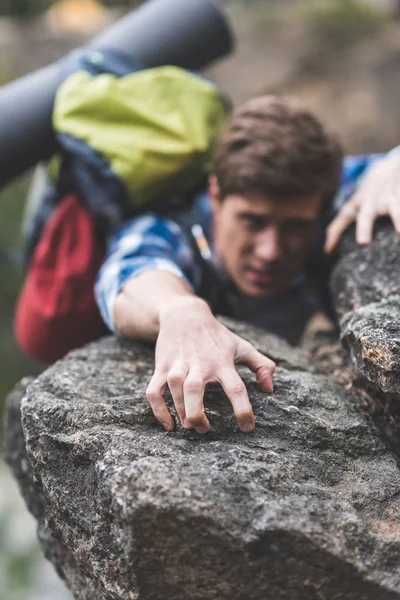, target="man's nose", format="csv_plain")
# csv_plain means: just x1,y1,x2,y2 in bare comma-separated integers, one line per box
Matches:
254,226,282,262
